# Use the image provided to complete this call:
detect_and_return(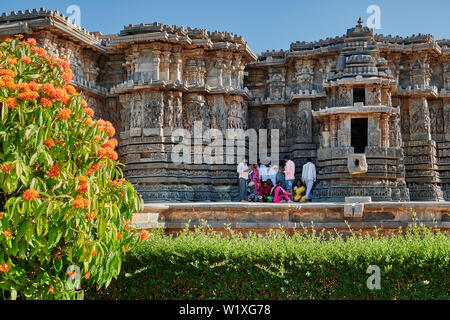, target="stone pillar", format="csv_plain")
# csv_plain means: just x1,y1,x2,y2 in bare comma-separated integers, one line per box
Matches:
337,115,350,147
368,114,381,147
160,52,170,81
403,97,443,201
296,100,313,143
380,113,389,147
330,115,338,147
153,56,160,81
